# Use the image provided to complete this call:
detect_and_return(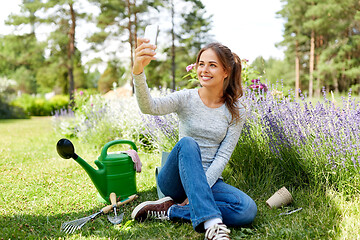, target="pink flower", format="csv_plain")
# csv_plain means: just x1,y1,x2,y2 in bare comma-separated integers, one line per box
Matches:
186,64,196,72
80,91,84,96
